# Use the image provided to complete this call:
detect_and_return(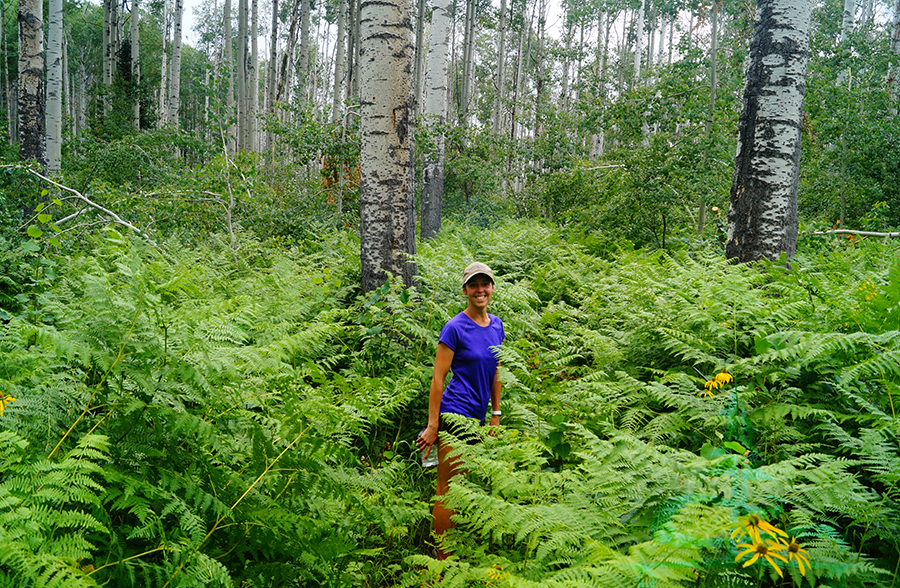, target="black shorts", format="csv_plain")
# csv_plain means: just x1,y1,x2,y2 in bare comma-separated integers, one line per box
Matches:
438,414,481,446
